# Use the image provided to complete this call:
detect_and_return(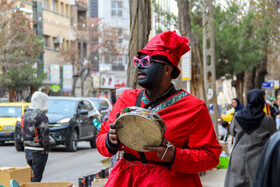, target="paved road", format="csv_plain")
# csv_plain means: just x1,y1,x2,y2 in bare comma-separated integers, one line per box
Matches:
0,141,107,186
1,141,227,187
